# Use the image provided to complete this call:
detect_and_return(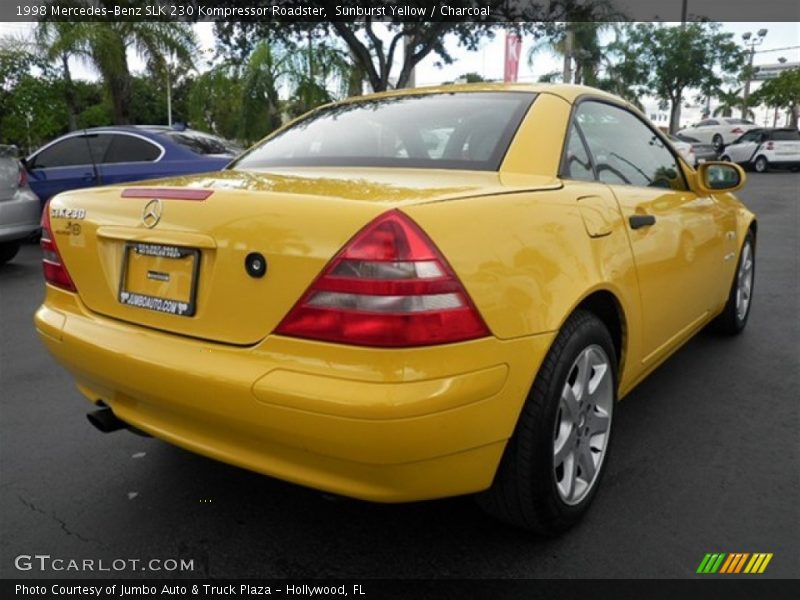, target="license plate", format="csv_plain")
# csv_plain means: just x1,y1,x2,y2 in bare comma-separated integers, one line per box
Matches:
118,243,200,316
